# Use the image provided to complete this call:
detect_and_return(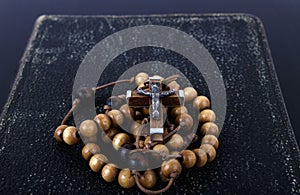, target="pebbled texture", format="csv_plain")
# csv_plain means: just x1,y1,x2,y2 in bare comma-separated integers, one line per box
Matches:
0,14,299,194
